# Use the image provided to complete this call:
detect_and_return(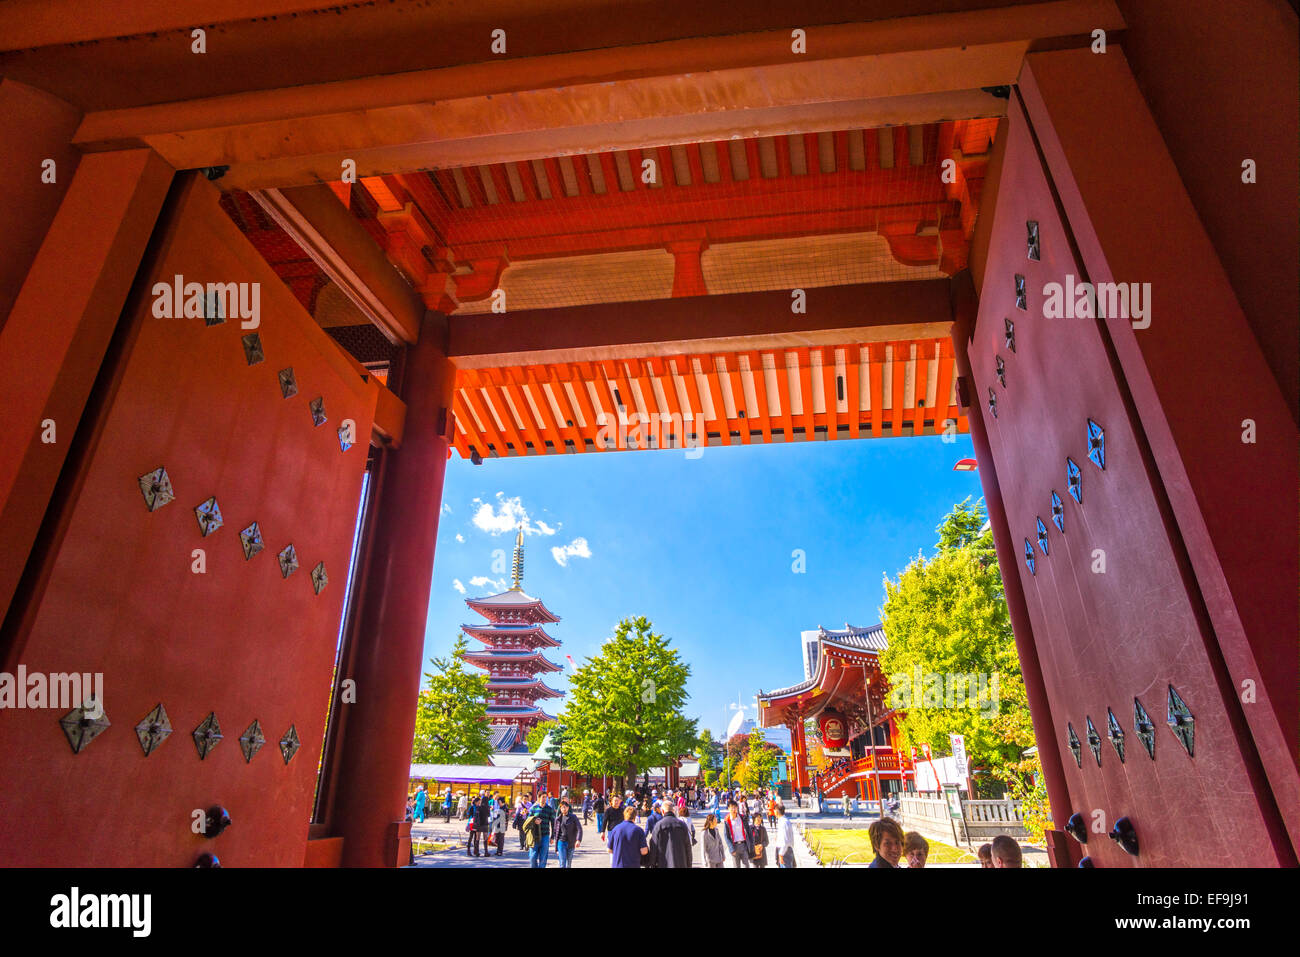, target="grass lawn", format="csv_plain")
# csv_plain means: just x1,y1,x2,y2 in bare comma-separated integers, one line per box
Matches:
806,829,977,866
411,840,459,855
